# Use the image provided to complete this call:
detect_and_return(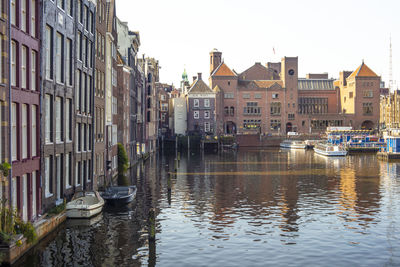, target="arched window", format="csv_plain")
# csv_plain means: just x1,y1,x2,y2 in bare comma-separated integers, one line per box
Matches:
224,107,229,116
147,98,151,108
148,73,152,83
230,106,234,116
147,85,151,95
